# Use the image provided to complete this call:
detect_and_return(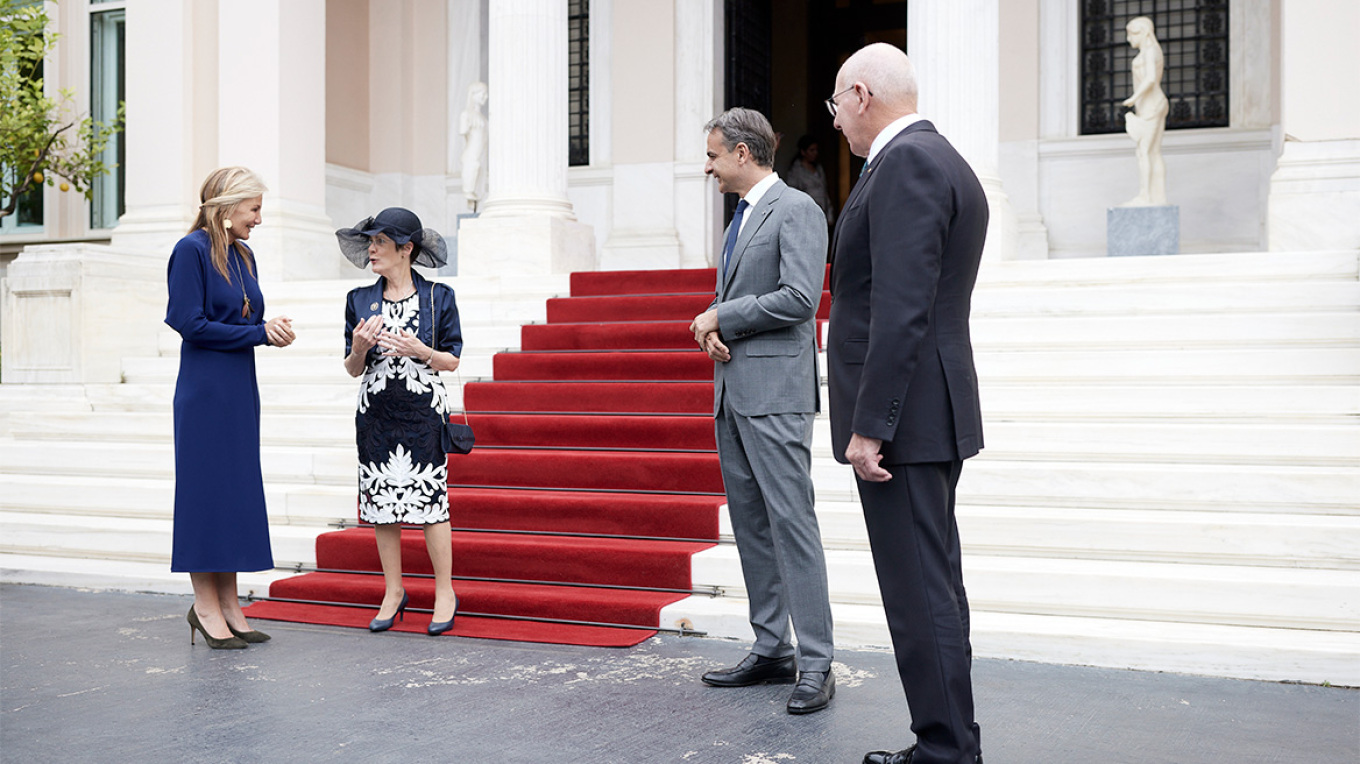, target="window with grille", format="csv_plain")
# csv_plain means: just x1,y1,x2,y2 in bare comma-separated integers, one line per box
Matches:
1080,0,1228,135
568,0,589,167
